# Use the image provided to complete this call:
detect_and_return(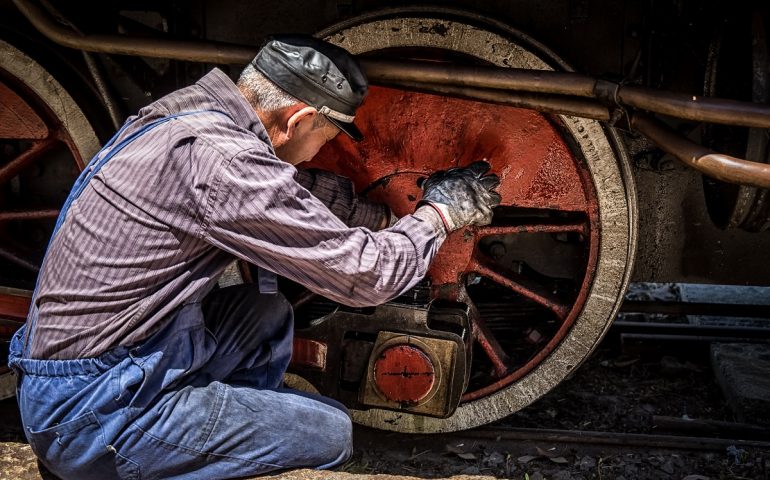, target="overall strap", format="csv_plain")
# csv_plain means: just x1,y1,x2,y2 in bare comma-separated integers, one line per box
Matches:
22,109,231,357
